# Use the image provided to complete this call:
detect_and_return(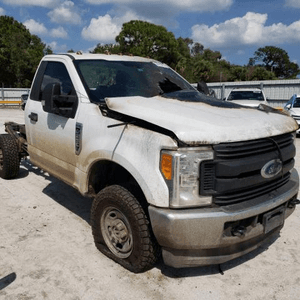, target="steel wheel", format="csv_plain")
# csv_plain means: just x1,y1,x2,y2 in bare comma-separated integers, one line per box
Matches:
100,206,133,258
